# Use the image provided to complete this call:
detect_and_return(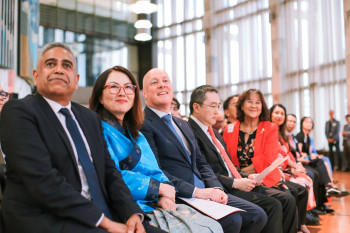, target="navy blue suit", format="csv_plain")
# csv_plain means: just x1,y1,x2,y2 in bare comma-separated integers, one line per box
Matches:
141,107,267,233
